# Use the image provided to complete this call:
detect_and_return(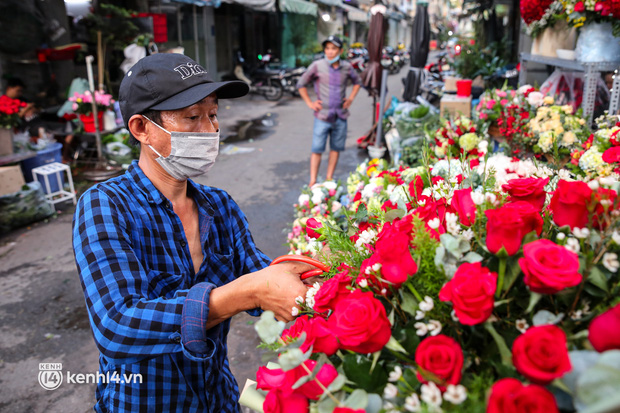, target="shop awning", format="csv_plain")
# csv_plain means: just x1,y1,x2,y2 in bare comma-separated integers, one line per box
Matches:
169,0,222,7
341,3,367,22
279,0,318,15
314,0,343,7
222,0,276,11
